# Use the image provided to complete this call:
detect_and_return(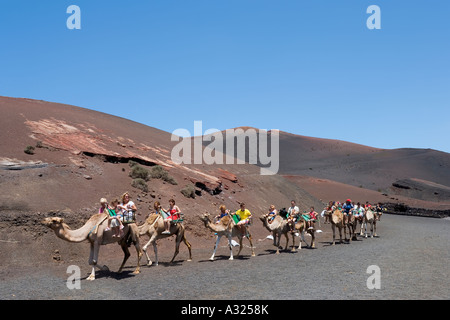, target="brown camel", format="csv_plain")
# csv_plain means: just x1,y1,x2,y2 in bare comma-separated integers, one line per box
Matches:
260,214,292,254
295,217,316,249
345,212,358,242
199,213,255,260
138,213,192,266
329,209,346,245
259,214,315,253
361,209,377,238
42,214,142,281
